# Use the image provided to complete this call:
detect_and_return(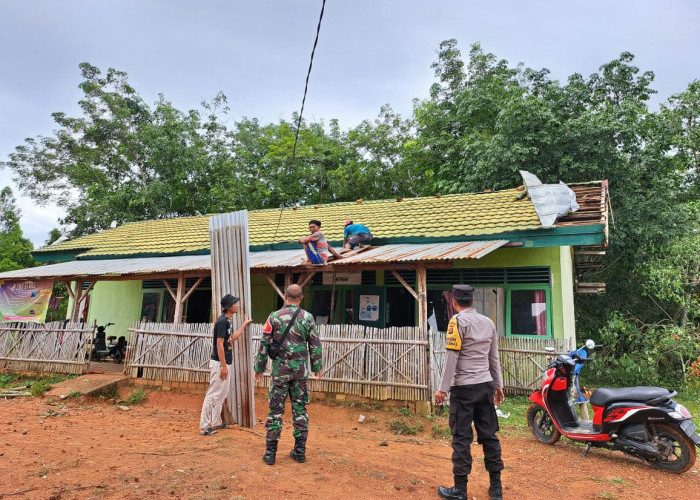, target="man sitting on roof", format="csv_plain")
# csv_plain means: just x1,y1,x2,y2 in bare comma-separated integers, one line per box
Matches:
298,220,343,265
342,220,373,252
